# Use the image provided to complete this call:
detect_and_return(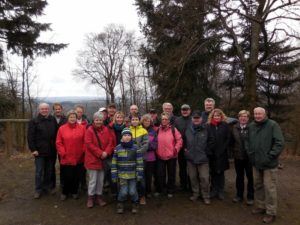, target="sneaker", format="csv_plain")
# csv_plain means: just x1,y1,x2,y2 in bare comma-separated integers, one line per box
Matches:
263,215,275,224
189,195,198,202
167,194,173,199
246,199,254,206
72,194,79,199
203,198,211,205
131,203,139,214
117,203,124,214
232,196,243,203
60,194,67,201
252,208,266,214
139,196,146,205
34,192,41,199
